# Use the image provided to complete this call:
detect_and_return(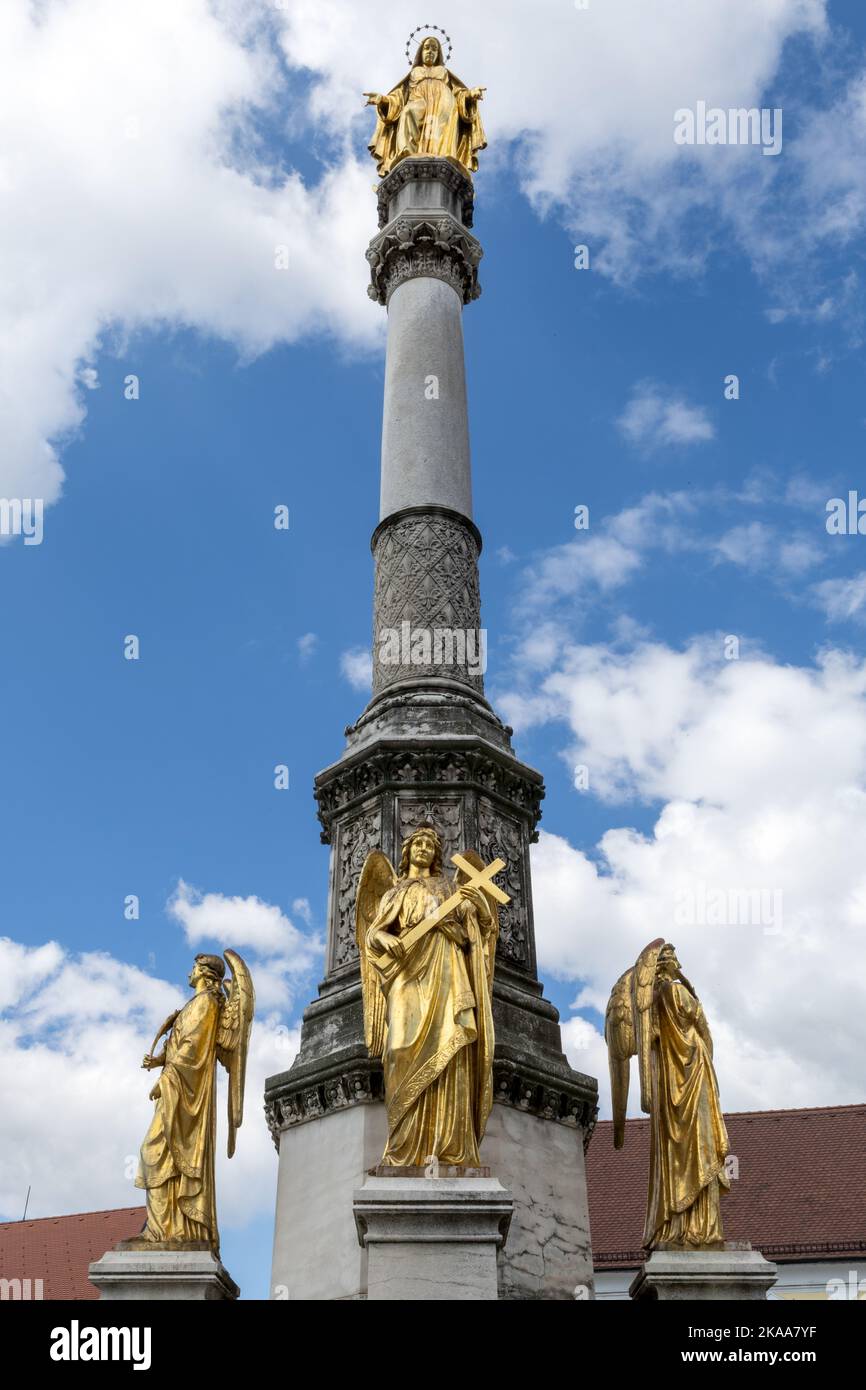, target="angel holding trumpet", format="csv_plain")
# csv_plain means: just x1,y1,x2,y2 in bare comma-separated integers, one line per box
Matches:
356,823,507,1167
133,950,254,1252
